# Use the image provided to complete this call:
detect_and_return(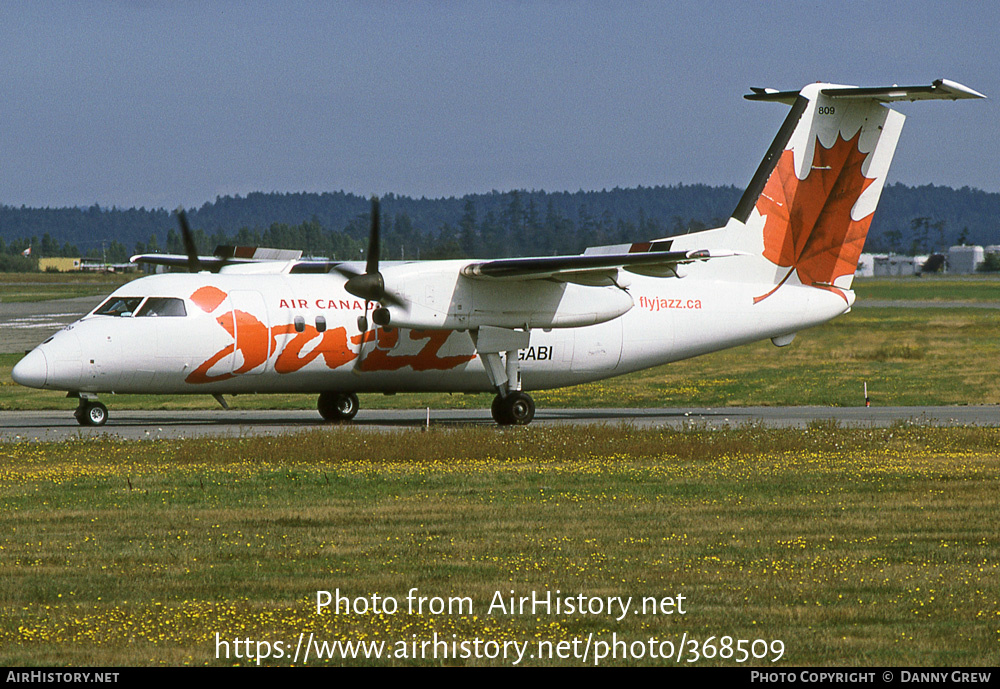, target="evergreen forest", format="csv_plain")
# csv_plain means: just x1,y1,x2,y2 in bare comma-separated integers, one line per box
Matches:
1,183,997,271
